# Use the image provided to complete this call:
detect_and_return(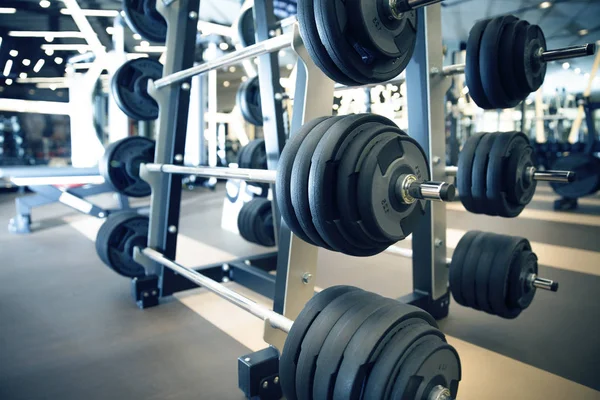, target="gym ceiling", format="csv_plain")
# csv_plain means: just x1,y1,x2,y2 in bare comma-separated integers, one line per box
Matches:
0,0,598,102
